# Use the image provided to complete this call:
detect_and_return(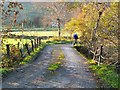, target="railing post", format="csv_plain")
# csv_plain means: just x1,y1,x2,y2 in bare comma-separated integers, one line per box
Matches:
38,37,39,46
18,42,20,49
34,39,37,48
100,45,103,56
25,43,30,55
31,40,34,51
6,44,10,58
37,38,39,47
39,37,41,45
